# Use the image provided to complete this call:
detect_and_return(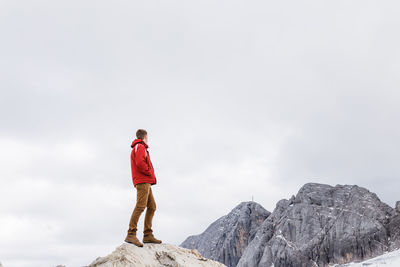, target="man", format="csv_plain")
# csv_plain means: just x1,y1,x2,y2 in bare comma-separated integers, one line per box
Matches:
125,129,162,247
